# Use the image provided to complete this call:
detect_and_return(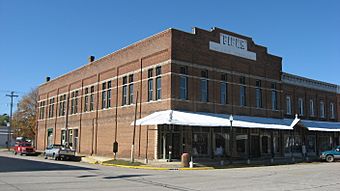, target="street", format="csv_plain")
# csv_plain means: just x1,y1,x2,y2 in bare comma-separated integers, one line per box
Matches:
1,151,340,191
